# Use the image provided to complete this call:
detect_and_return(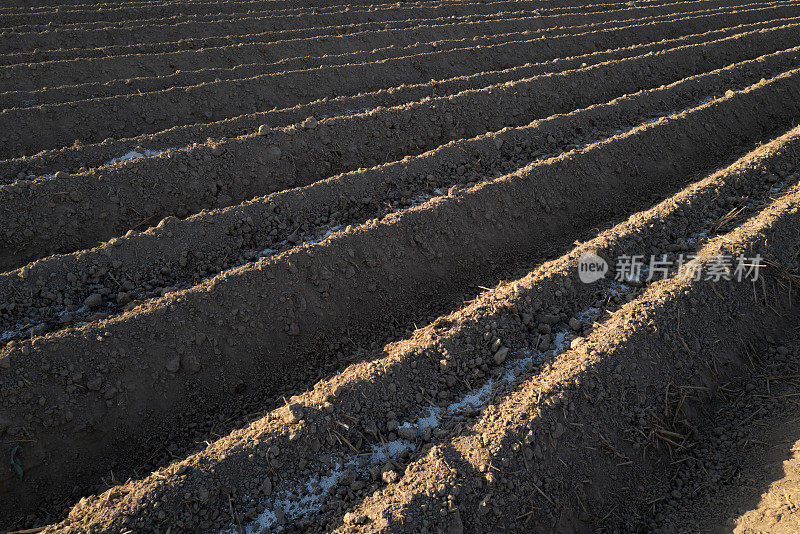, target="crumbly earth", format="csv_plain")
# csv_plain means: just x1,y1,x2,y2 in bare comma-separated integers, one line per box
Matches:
2,0,800,532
